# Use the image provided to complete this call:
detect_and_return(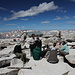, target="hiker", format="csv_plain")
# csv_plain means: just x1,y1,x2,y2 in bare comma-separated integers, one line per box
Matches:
13,42,26,64
45,42,59,64
21,34,27,45
58,41,69,56
35,37,42,49
44,42,57,58
32,37,42,60
41,45,49,58
58,31,61,39
51,42,57,50
28,34,36,56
